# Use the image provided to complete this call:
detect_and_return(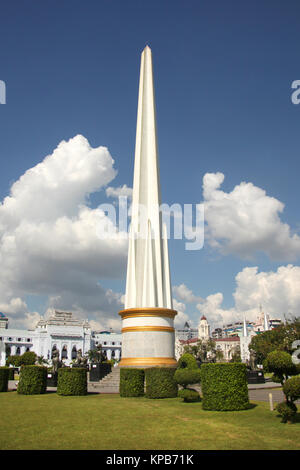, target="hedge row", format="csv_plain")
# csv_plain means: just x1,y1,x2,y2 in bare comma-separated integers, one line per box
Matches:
120,368,145,397
57,367,87,396
0,367,10,392
201,363,249,411
17,365,47,395
145,368,178,399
